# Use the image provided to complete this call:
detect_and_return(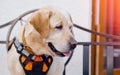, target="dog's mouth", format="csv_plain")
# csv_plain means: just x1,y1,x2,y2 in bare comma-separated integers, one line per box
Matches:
55,51,71,57
62,51,71,56
48,42,72,57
